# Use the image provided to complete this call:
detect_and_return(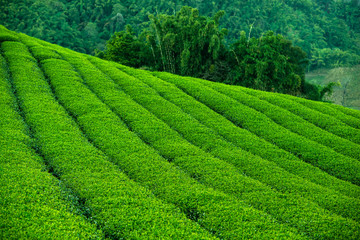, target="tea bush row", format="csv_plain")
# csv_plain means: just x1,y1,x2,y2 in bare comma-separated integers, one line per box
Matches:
2,40,216,239
105,63,360,223
154,72,360,186
278,90,360,129
237,86,360,145
128,67,360,200
77,56,360,238
41,47,305,240
0,53,103,239
198,80,360,159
